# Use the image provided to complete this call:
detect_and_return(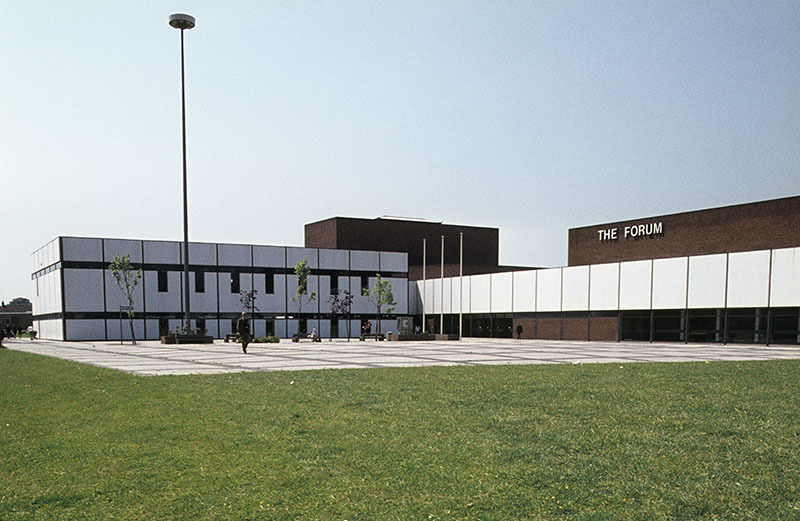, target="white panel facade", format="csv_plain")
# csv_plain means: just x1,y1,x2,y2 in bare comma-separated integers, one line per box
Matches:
379,319,395,335
727,250,770,308
191,271,218,313
318,275,333,312
65,319,106,341
218,244,251,266
189,243,217,266
589,263,619,311
491,272,513,313
421,280,435,316
218,318,233,337
441,277,452,314
651,257,688,310
470,275,491,314
536,268,562,312
34,319,63,340
319,249,349,270
430,279,442,315
350,250,380,271
619,260,651,311
103,239,142,263
32,238,59,272
62,237,102,262
145,319,159,340
220,271,254,312
253,246,286,268
451,277,464,316
144,270,182,312
562,266,589,312
259,273,287,312
770,247,800,307
461,276,471,314
273,319,286,339
143,240,180,264
379,251,408,272
206,319,221,338
33,270,62,315
386,277,408,314
349,276,370,314
168,319,183,334
687,254,727,309
286,274,320,313
286,247,318,269
63,269,105,312
512,270,536,313
315,319,329,339
286,319,299,337
106,319,146,341
409,281,422,315
104,271,144,313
